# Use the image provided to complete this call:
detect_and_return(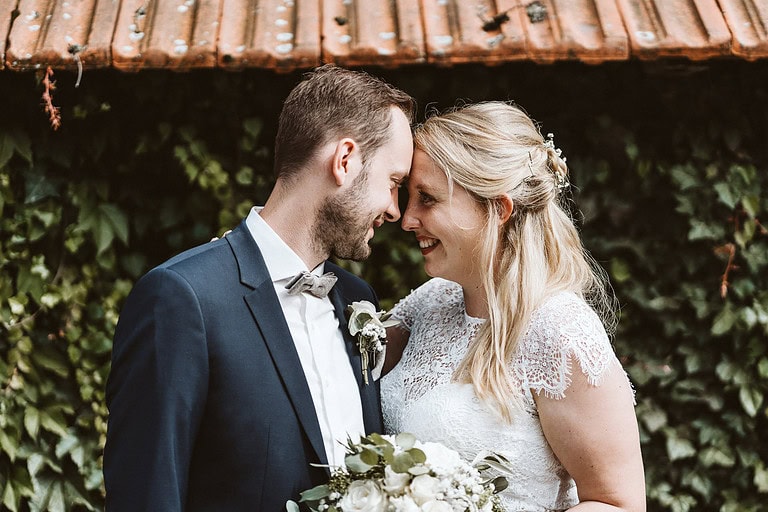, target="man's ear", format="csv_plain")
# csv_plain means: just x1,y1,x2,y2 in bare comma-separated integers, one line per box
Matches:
331,138,358,186
496,194,514,225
